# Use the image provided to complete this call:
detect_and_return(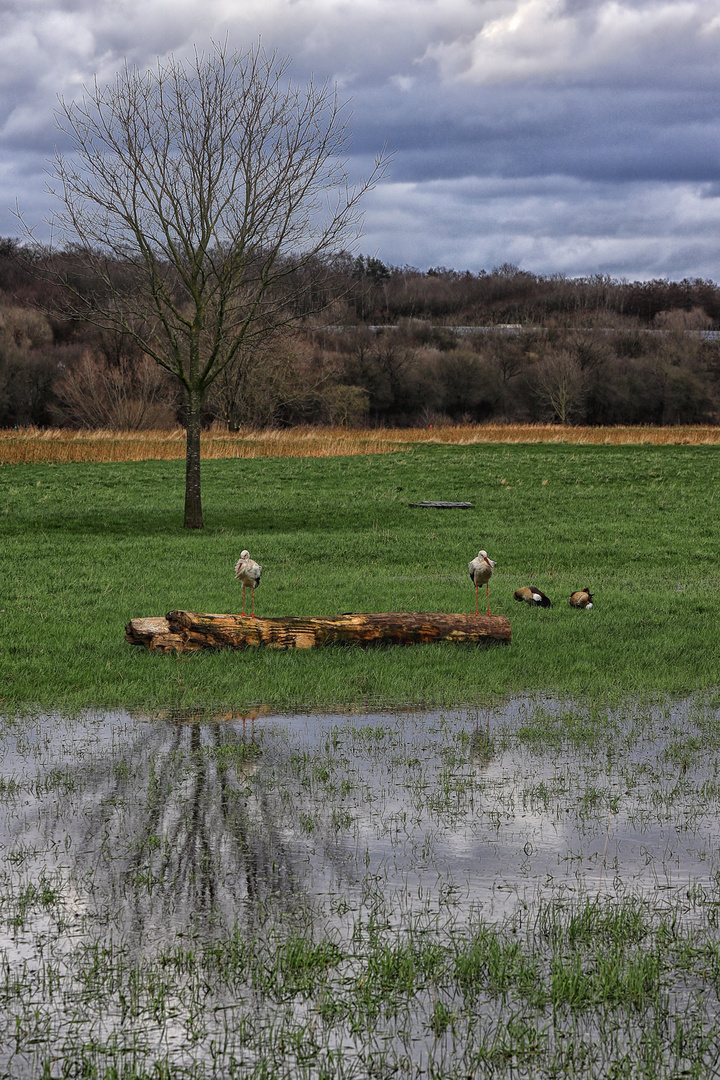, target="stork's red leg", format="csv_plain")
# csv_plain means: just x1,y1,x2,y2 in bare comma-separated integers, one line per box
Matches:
487,581,492,616
242,585,246,616
251,588,255,618
476,584,479,615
